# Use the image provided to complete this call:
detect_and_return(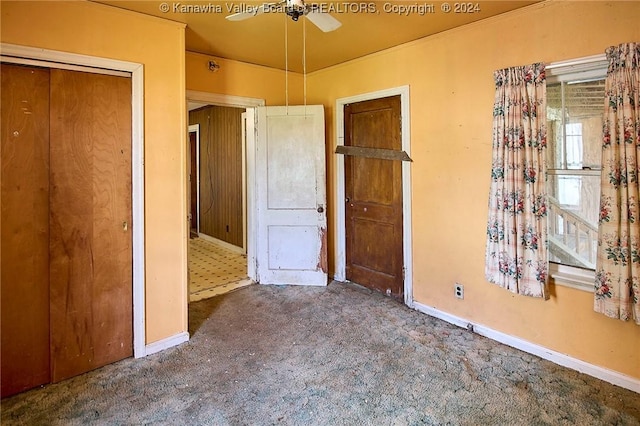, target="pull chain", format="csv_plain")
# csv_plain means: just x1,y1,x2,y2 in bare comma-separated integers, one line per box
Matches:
284,14,289,112
303,16,307,110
